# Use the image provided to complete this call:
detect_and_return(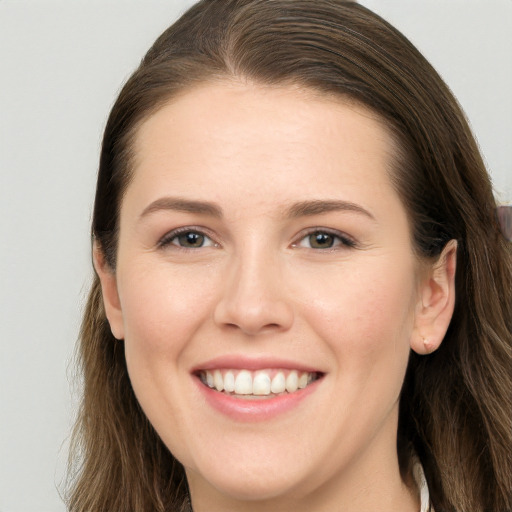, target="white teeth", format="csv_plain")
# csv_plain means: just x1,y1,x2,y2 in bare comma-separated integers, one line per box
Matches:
298,372,309,389
213,370,224,391
201,369,318,397
270,371,286,394
234,370,253,395
253,372,271,395
285,371,299,393
224,370,235,392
